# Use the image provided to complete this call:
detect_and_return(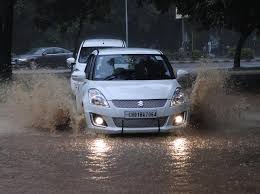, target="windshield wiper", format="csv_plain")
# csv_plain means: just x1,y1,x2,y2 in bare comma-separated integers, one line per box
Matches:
104,70,128,80
104,74,119,80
